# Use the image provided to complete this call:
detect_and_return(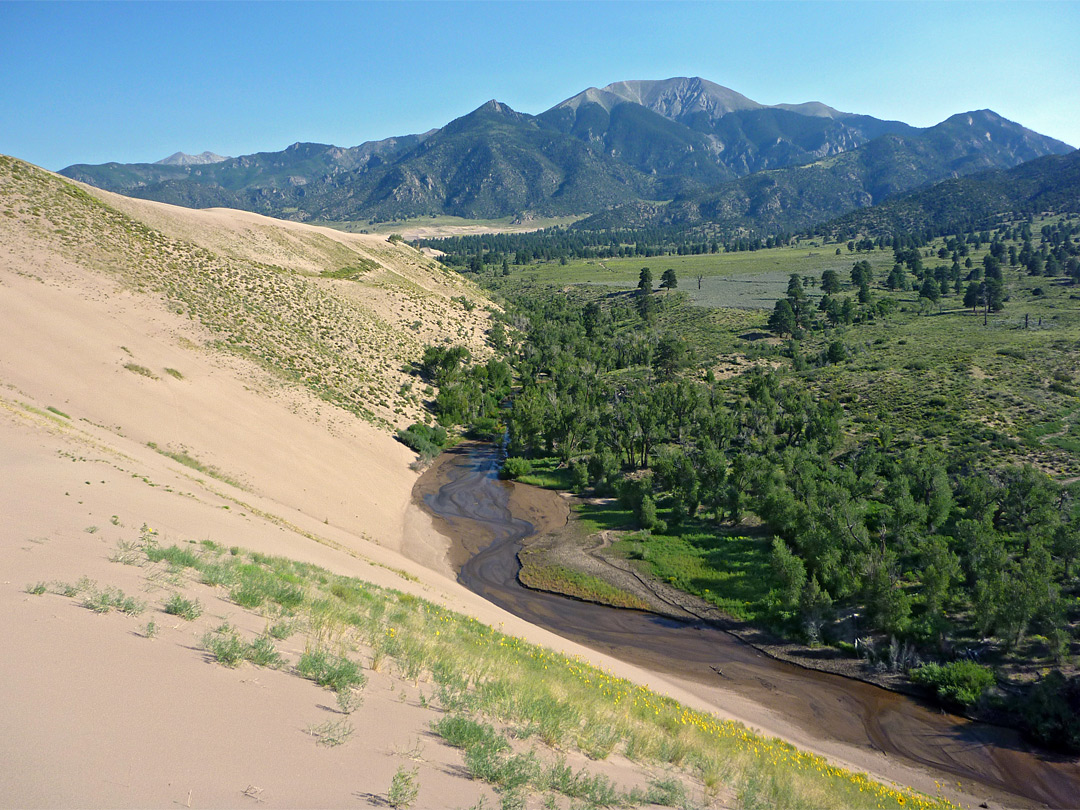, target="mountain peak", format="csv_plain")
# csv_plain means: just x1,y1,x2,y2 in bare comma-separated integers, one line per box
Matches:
154,151,230,166
478,99,511,114
549,86,627,114
599,77,763,122
772,101,847,119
